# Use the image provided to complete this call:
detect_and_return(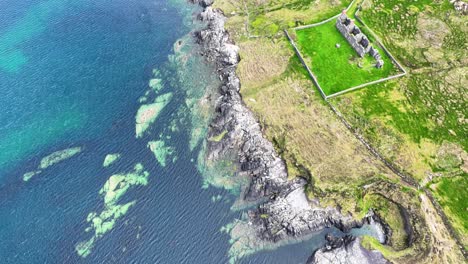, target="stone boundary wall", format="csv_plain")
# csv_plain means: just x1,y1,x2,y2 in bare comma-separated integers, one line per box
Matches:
284,29,327,100
354,3,467,259
293,0,358,30
289,3,407,99
325,9,408,98
424,189,468,258
293,14,342,30
326,72,406,98
354,10,407,74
